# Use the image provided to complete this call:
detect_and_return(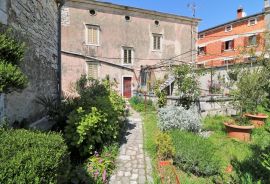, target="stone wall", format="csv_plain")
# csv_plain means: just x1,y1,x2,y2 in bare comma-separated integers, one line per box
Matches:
0,0,7,24
1,0,60,123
